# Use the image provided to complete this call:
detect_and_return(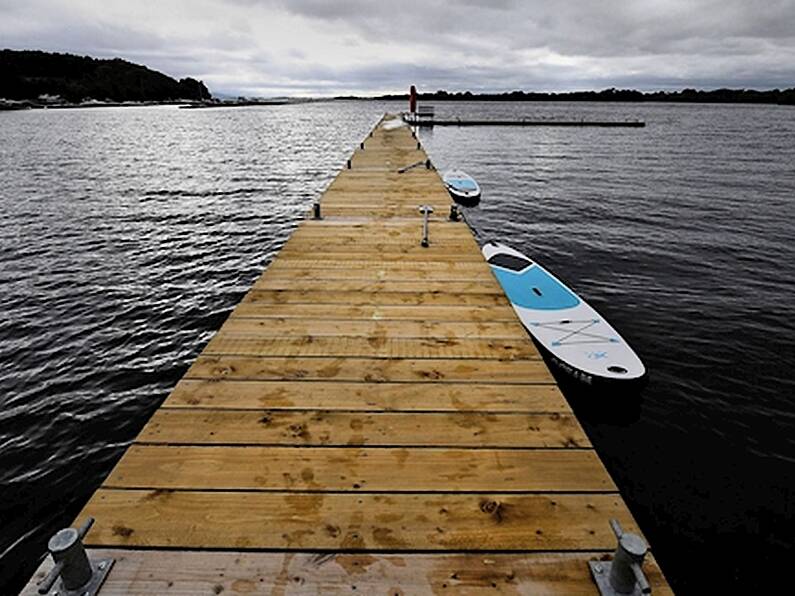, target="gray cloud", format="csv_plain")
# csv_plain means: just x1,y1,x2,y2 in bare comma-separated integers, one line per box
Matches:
1,0,794,95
